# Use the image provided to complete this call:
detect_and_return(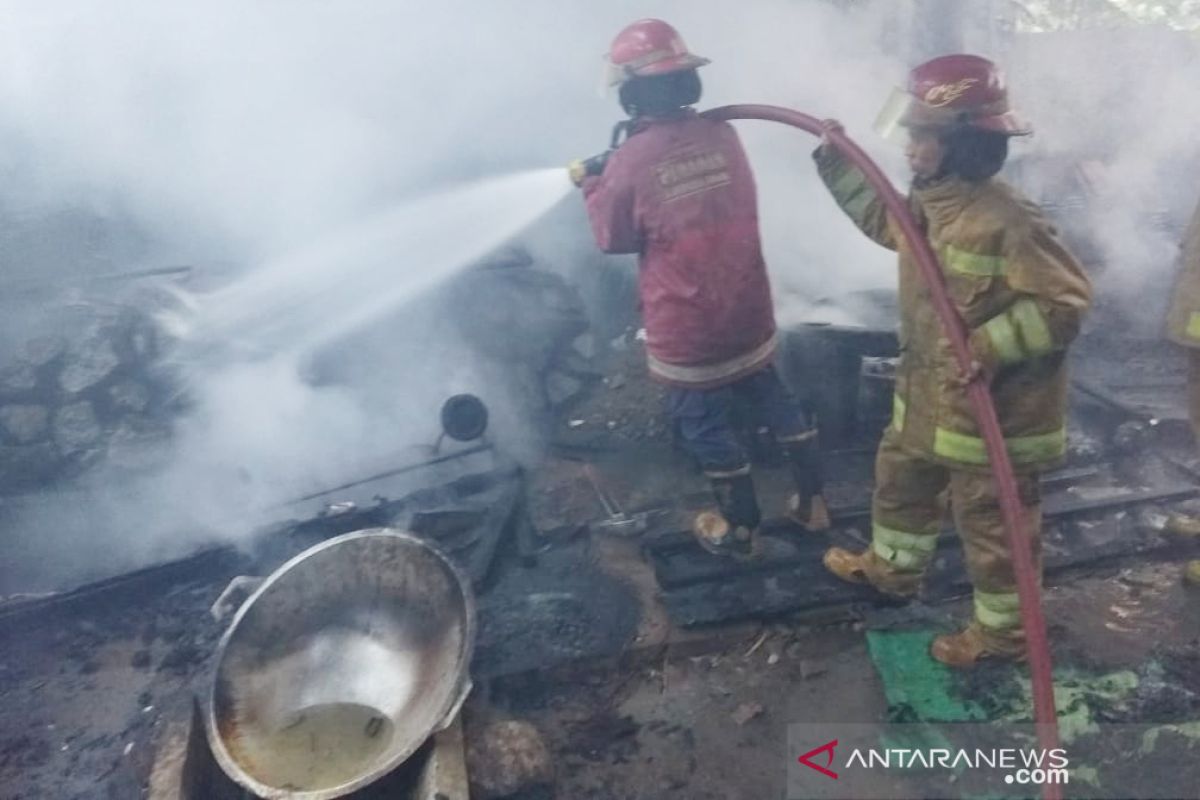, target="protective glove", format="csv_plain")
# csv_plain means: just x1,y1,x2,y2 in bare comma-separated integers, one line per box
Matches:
813,118,845,160
568,151,611,186
959,328,997,386
818,118,845,144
